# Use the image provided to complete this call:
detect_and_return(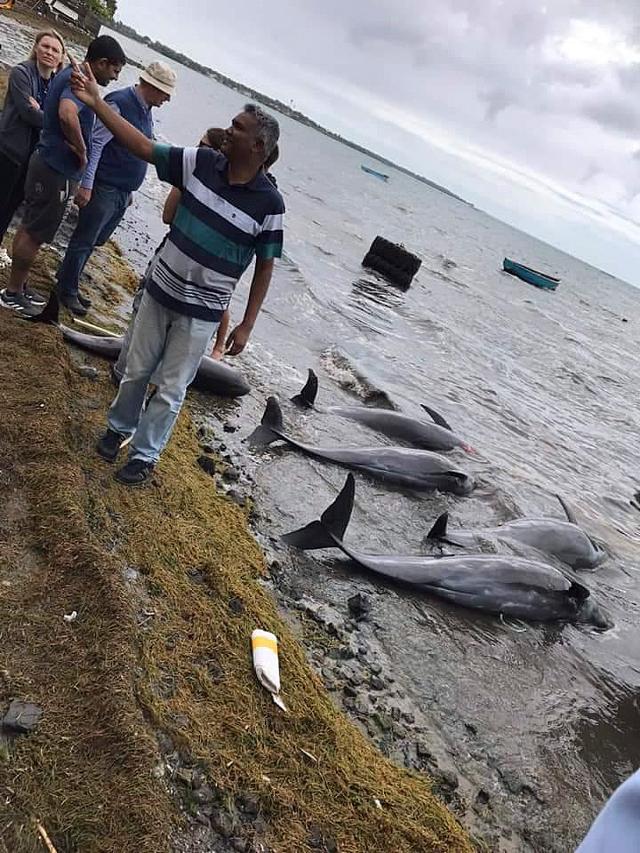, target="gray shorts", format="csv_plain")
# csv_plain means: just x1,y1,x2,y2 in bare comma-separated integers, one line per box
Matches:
21,151,77,244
